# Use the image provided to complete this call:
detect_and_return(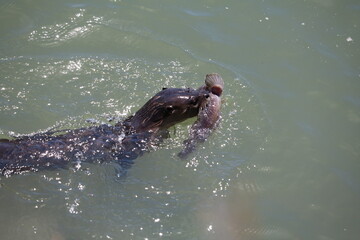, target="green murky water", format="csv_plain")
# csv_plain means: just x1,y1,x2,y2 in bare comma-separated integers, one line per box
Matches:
0,0,359,239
